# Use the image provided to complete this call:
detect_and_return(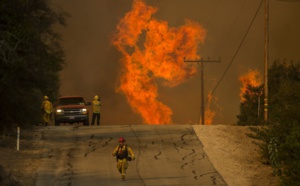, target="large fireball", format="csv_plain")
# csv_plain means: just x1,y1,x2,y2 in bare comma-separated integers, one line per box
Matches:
112,0,206,124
